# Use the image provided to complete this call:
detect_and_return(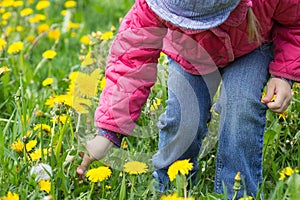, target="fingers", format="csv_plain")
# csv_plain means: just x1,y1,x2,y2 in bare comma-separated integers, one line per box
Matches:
76,153,95,180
